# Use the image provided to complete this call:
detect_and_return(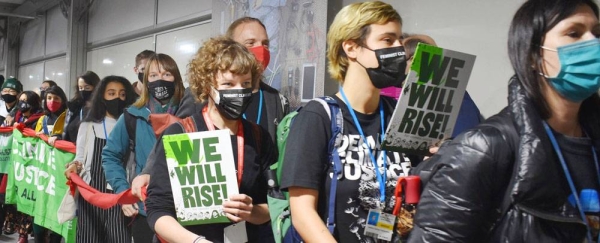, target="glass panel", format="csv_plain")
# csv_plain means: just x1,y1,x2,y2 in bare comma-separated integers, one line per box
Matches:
87,37,155,84
44,57,69,96
87,0,154,43
45,6,68,55
18,62,44,92
157,0,211,24
19,18,45,62
156,24,210,86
